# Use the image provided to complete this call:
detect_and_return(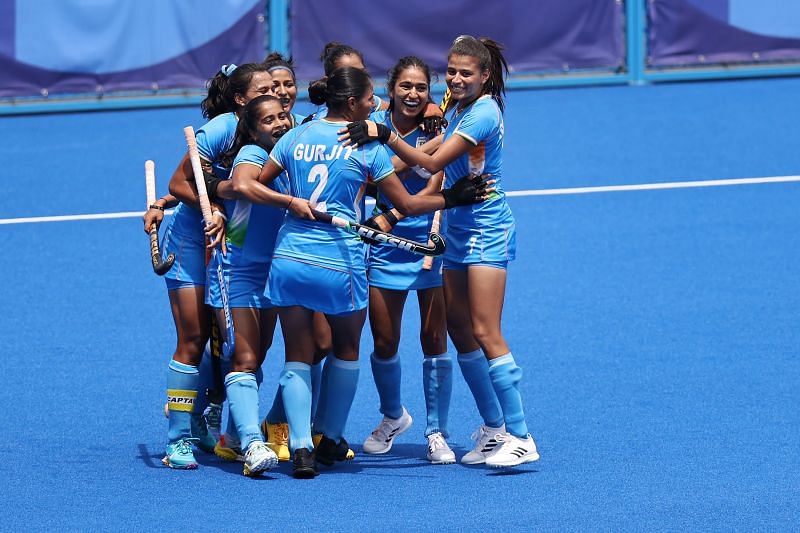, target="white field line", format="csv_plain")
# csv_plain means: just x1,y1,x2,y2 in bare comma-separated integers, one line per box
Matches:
1,175,798,225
